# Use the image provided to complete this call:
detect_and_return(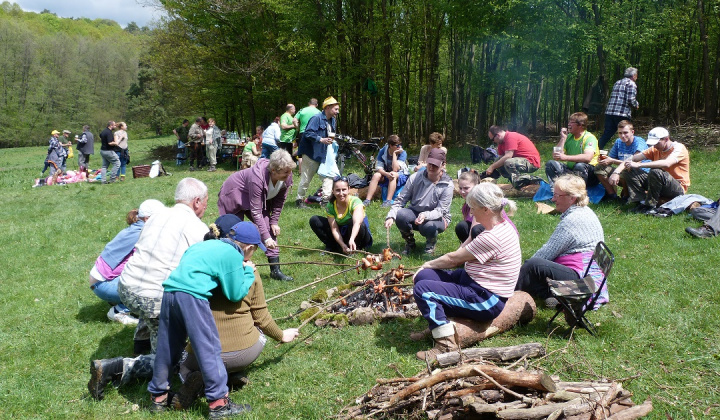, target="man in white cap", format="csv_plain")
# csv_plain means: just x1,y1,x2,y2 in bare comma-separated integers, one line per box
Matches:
623,127,690,214
295,96,340,208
